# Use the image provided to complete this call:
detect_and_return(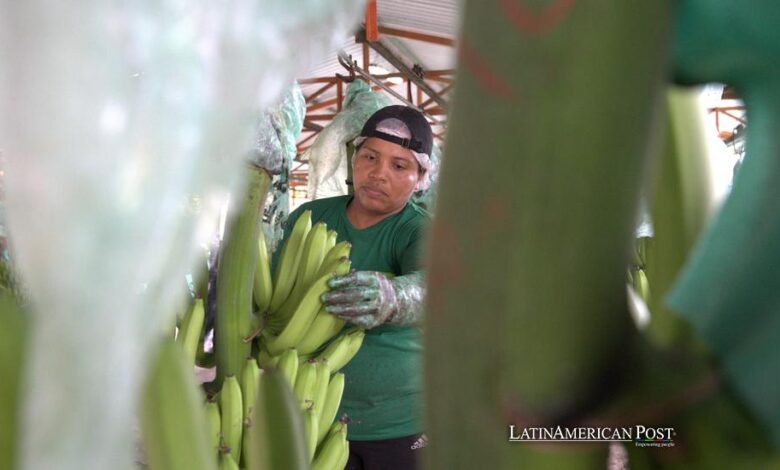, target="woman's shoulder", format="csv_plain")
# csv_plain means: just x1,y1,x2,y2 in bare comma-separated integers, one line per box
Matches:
294,195,349,217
